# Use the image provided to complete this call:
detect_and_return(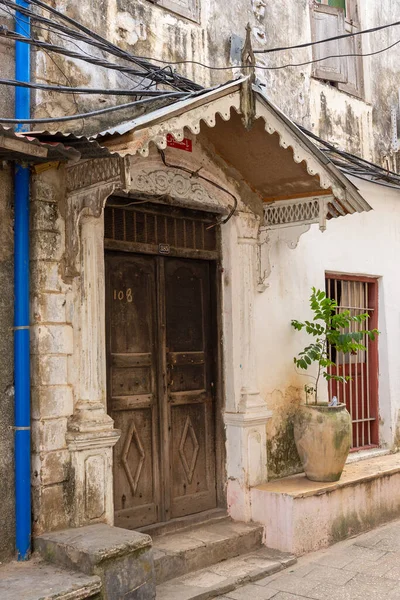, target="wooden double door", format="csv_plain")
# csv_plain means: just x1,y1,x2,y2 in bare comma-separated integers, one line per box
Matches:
106,253,217,529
